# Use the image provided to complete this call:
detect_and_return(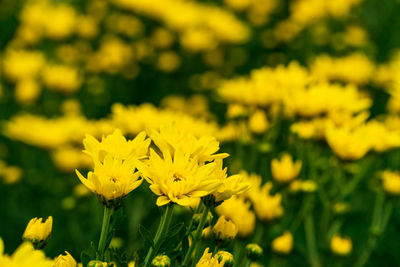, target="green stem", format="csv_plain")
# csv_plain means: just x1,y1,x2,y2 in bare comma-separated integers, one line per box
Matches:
244,259,252,267
144,204,175,267
182,205,210,266
186,203,203,236
353,194,392,267
190,242,204,267
97,206,114,260
305,210,321,267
